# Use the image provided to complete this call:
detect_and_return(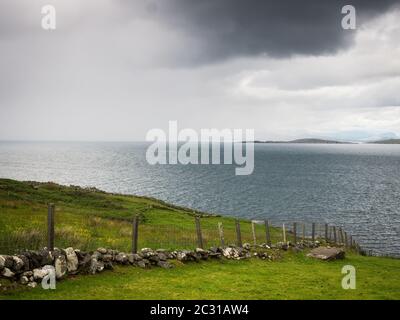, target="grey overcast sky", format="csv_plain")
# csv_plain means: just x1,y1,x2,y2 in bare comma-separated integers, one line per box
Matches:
0,0,399,141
